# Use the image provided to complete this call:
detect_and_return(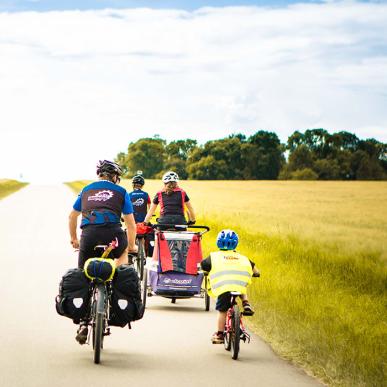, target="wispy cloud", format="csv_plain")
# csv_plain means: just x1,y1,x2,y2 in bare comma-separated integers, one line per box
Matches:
0,2,386,182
